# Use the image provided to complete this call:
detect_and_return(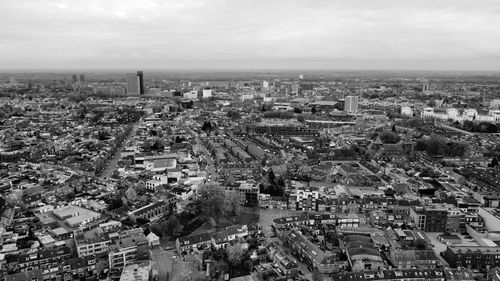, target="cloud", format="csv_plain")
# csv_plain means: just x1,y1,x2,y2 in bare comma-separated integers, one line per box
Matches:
0,0,499,70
